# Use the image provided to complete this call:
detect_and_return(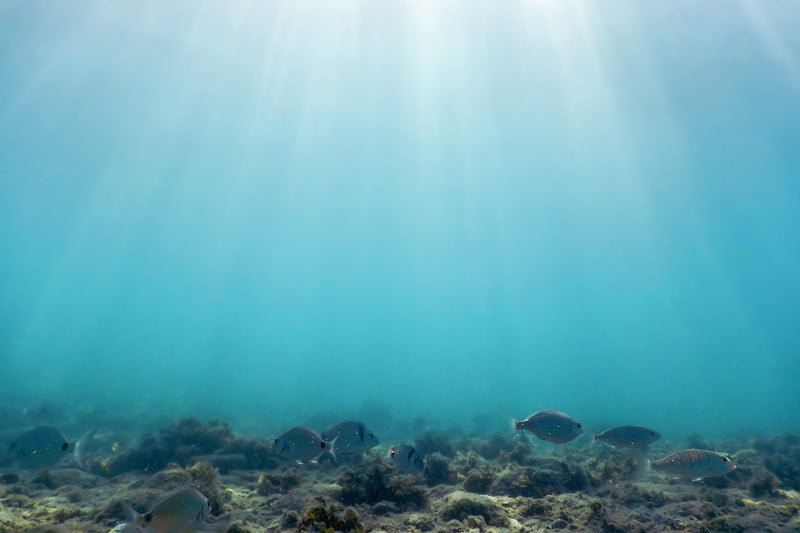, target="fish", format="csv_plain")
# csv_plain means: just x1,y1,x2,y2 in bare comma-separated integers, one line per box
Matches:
74,428,97,471
273,426,336,463
594,426,660,449
388,444,425,474
320,421,379,458
129,486,210,533
7,425,70,468
650,449,737,481
513,410,583,444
